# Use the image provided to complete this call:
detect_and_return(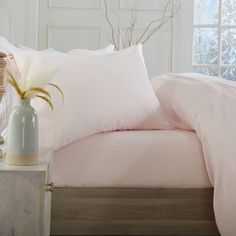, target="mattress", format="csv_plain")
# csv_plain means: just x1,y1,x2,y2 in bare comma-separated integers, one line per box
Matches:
53,130,211,188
